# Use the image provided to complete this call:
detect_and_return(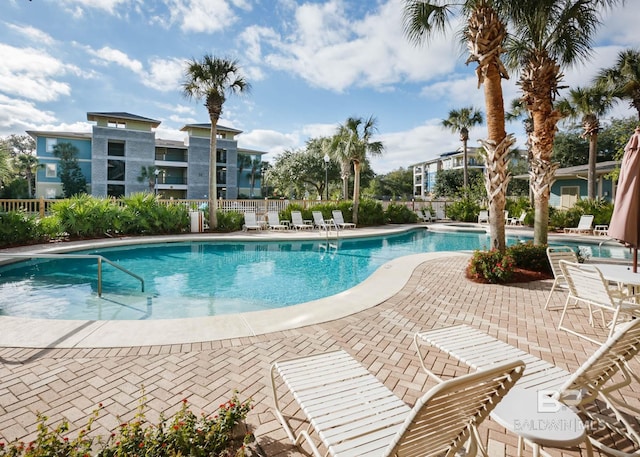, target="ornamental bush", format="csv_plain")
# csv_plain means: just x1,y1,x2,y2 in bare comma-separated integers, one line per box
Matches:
468,249,515,284
507,242,551,274
384,203,418,224
0,392,253,457
0,211,46,248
